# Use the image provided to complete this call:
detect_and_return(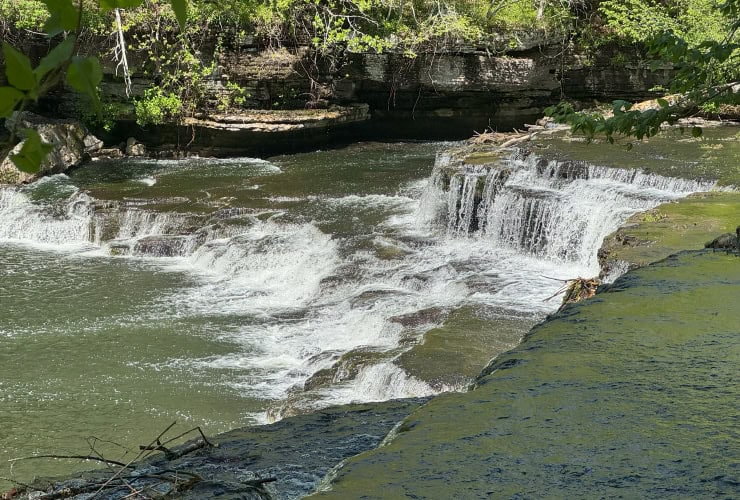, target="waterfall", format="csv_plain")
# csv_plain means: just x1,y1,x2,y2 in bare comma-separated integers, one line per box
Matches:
0,180,95,248
0,145,722,428
426,150,716,272
0,180,249,258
